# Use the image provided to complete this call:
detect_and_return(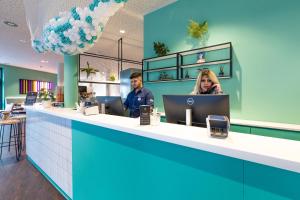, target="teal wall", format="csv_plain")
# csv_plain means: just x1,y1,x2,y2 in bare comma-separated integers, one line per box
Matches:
144,0,300,124
1,65,57,99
